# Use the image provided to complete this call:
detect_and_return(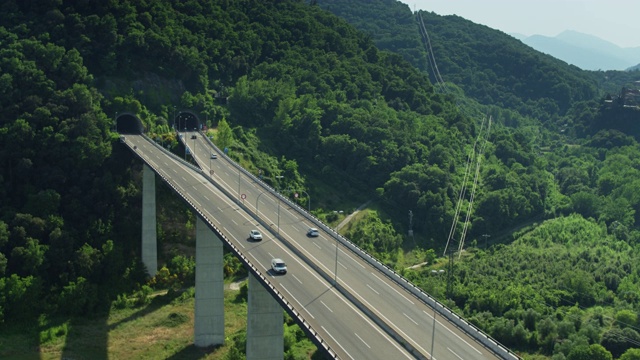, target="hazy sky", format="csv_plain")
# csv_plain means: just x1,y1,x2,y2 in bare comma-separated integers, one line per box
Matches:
398,0,640,48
